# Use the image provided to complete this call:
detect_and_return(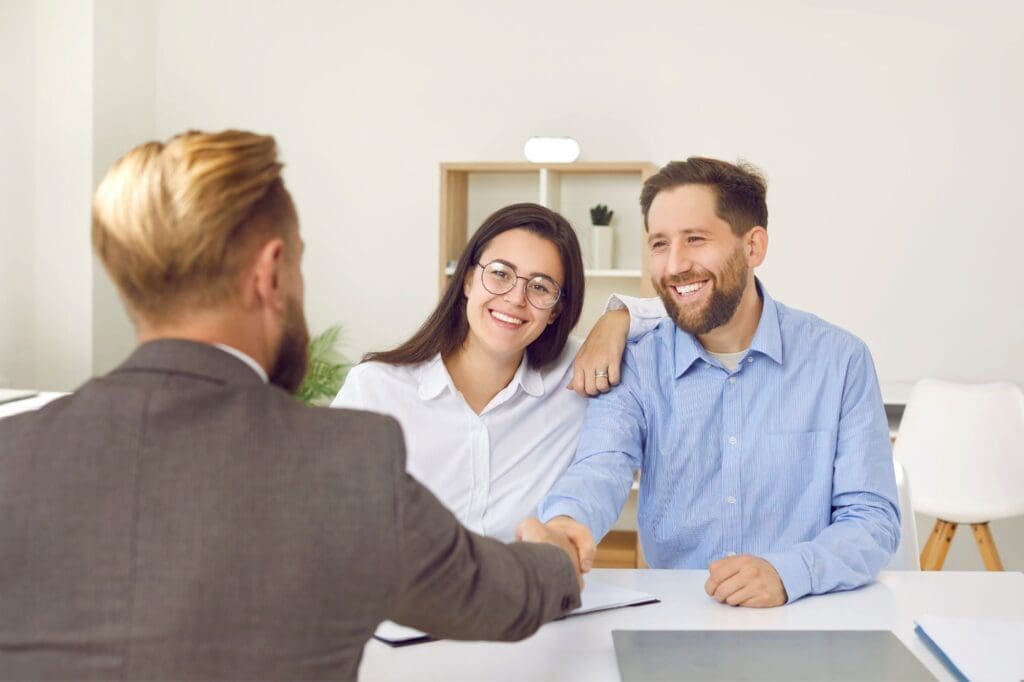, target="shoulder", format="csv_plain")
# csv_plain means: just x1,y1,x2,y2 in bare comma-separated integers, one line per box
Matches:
623,318,676,367
275,389,408,466
345,360,421,386
775,300,872,361
333,358,432,406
